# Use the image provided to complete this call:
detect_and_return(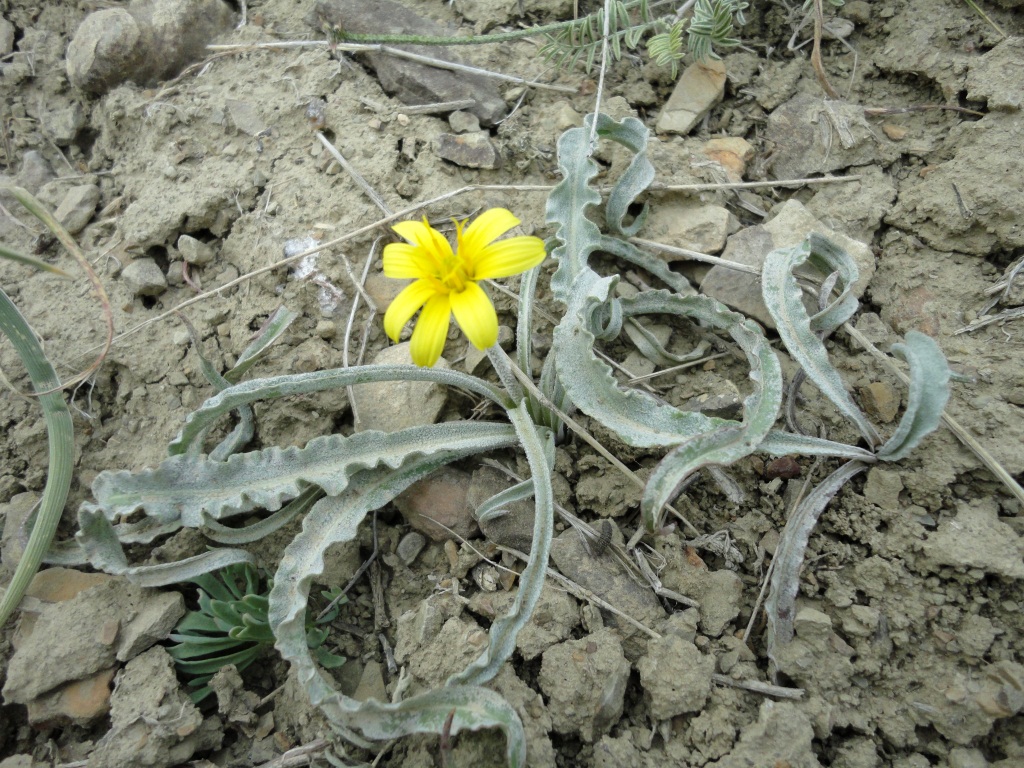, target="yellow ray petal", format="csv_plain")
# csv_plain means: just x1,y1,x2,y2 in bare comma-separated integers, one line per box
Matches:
383,242,435,279
393,218,453,263
459,208,520,260
472,236,547,280
450,282,498,350
383,279,435,342
410,294,451,367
